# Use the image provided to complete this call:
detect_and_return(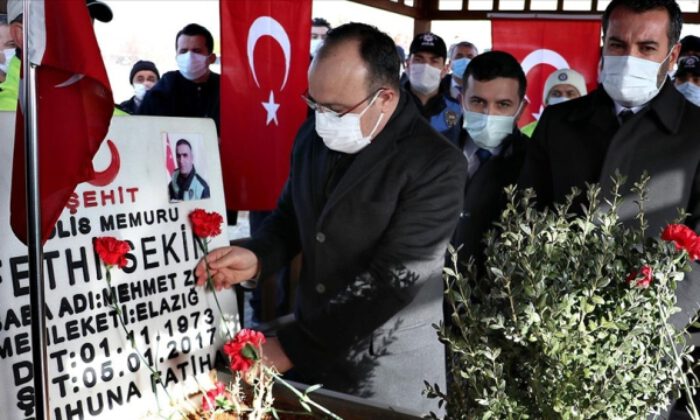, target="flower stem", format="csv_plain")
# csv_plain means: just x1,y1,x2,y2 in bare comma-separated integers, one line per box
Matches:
264,367,342,420
195,236,235,340
656,294,699,419
104,268,173,402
